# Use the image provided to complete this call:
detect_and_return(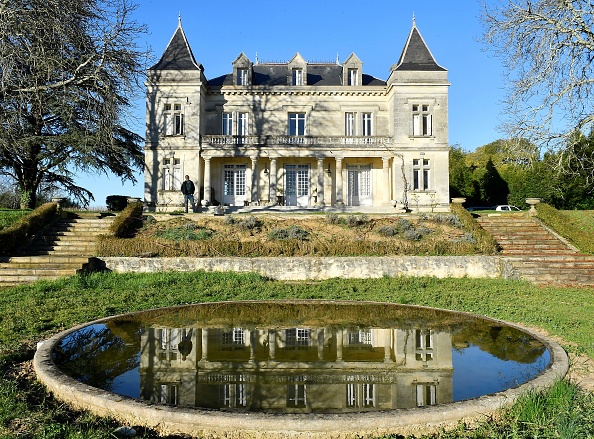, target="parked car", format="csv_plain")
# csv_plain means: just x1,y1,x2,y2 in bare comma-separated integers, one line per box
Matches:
494,205,521,211
466,206,492,211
